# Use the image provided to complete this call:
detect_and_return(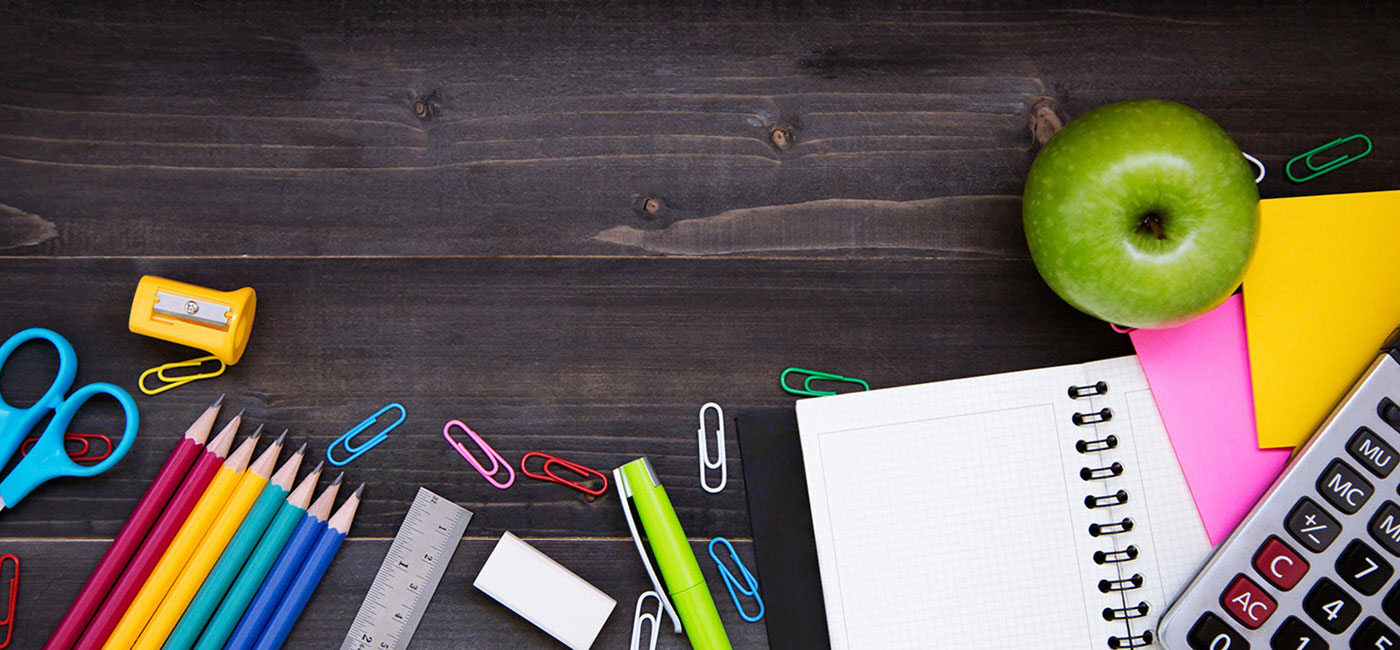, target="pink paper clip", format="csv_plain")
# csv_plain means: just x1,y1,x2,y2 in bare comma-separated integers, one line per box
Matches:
443,420,515,489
